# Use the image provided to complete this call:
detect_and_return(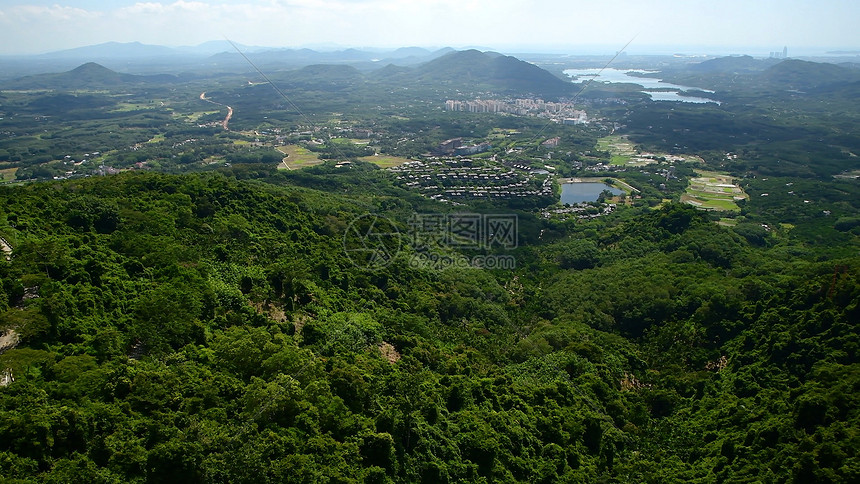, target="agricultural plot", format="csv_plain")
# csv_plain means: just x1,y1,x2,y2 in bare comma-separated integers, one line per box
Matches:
0,167,18,181
597,135,700,167
597,135,637,165
277,145,323,170
358,155,411,168
681,170,748,211
109,101,163,112
488,128,521,141
173,110,221,122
